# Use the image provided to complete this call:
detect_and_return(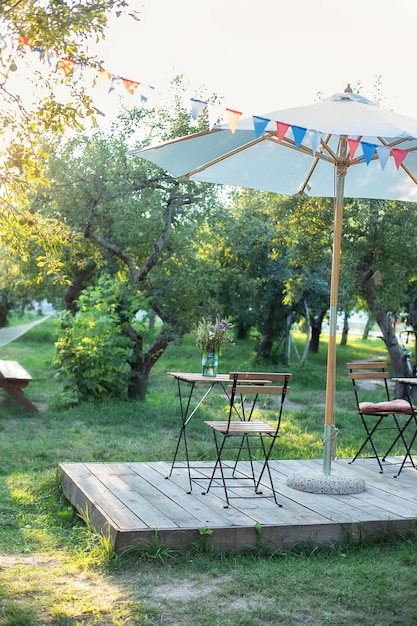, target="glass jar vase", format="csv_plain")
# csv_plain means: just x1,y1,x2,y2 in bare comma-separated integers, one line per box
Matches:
201,352,219,377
